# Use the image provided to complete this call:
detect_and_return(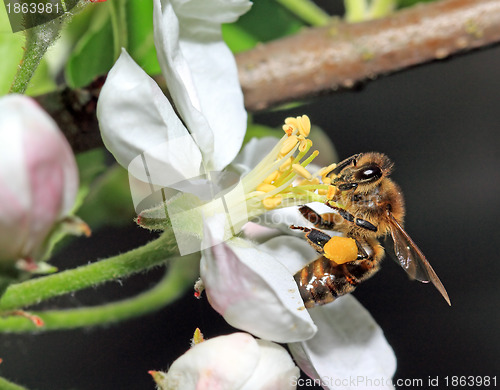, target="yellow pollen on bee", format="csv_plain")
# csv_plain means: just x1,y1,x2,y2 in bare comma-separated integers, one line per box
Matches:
292,164,312,180
280,135,298,155
326,185,337,200
263,195,282,209
324,236,358,264
256,183,277,193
